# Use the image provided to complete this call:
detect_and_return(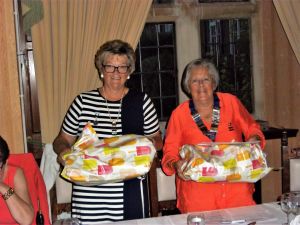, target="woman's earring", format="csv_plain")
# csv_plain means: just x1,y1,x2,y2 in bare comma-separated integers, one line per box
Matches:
100,73,104,79
127,75,130,80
